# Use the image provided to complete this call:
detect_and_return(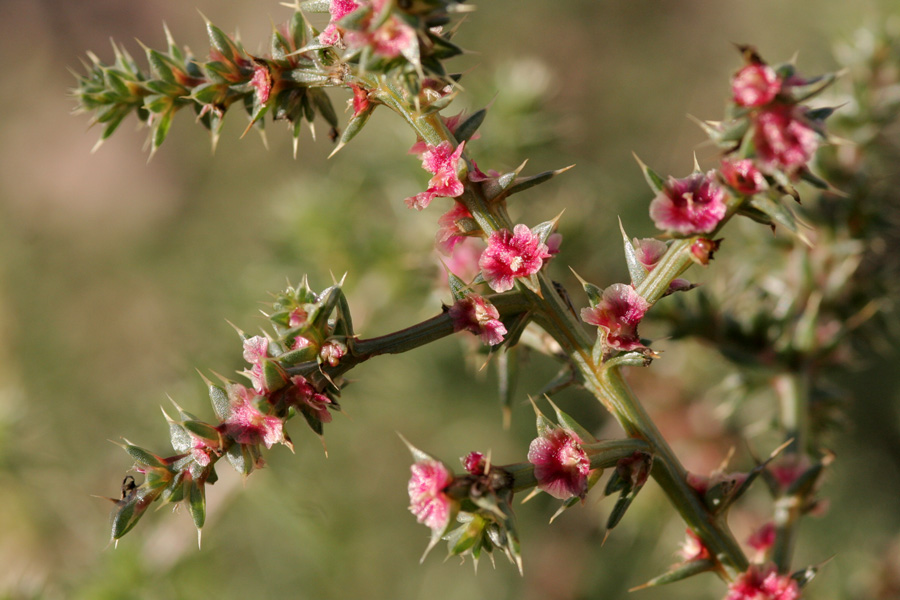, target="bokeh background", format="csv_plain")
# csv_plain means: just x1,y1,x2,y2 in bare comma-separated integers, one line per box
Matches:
2,1,900,598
